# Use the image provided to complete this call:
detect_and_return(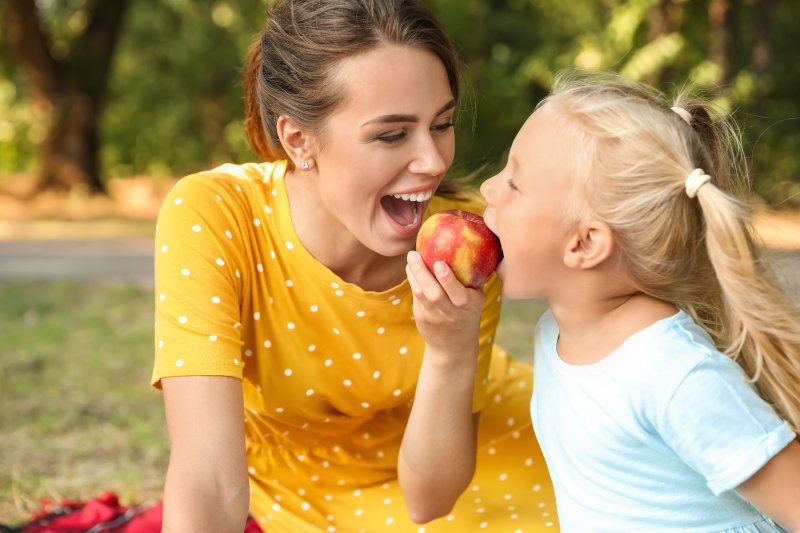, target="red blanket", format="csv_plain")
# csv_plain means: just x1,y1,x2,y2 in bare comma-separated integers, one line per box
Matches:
2,492,263,533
